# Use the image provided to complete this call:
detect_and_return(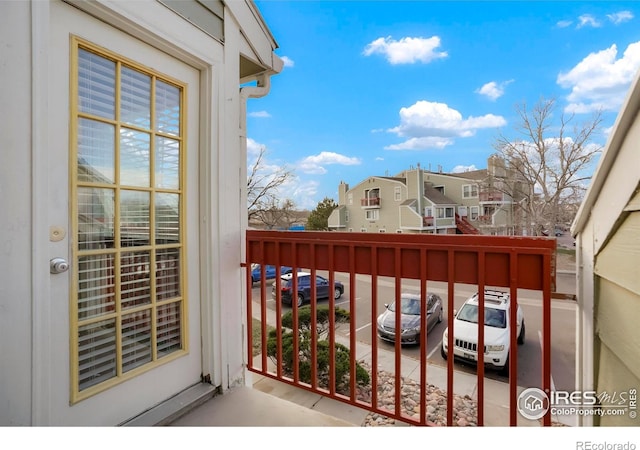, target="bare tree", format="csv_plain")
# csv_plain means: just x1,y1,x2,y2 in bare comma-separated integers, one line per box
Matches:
247,146,294,222
493,98,603,235
252,198,300,229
